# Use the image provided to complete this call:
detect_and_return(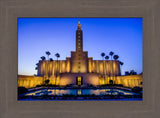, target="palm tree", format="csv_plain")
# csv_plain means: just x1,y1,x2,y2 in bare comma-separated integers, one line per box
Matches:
100,53,105,85
35,63,38,71
40,56,46,61
55,53,60,60
45,58,53,77
50,58,53,61
113,55,119,76
49,58,53,77
113,55,119,60
105,55,109,60
101,52,105,60
46,51,51,60
105,55,109,84
40,56,46,84
119,61,124,66
113,55,119,84
109,51,114,83
119,61,124,76
55,53,60,85
45,51,51,81
109,51,114,60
